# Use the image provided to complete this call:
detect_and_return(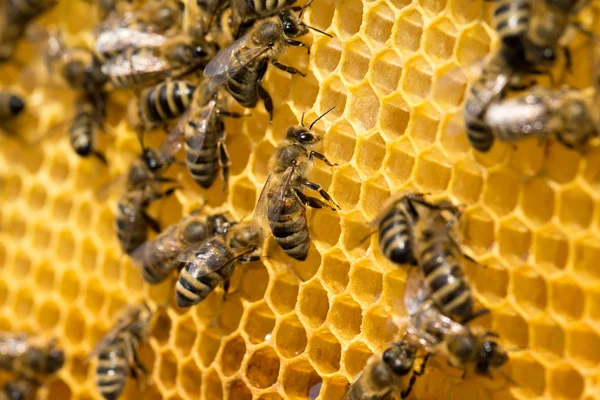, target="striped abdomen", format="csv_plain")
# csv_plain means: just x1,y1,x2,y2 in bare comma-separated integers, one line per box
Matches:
493,0,531,46
225,58,267,108
139,227,181,284
175,243,235,307
378,205,415,265
418,233,472,320
104,48,166,89
70,100,98,158
249,0,296,15
96,341,130,400
185,120,221,188
116,199,148,255
137,81,196,129
269,193,309,261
